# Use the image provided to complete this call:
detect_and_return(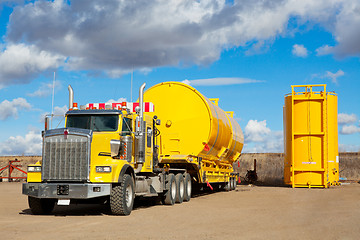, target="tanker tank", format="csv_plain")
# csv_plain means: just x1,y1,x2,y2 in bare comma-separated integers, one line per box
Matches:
143,82,244,164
